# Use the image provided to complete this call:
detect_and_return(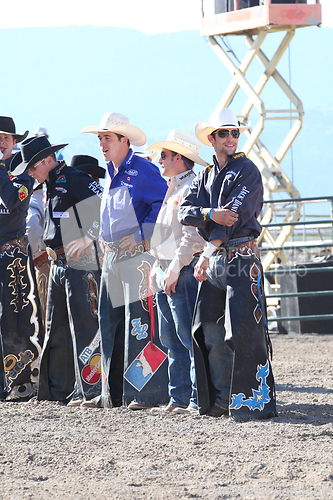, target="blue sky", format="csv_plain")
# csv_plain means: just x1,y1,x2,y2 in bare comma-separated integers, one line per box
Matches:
1,1,332,201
